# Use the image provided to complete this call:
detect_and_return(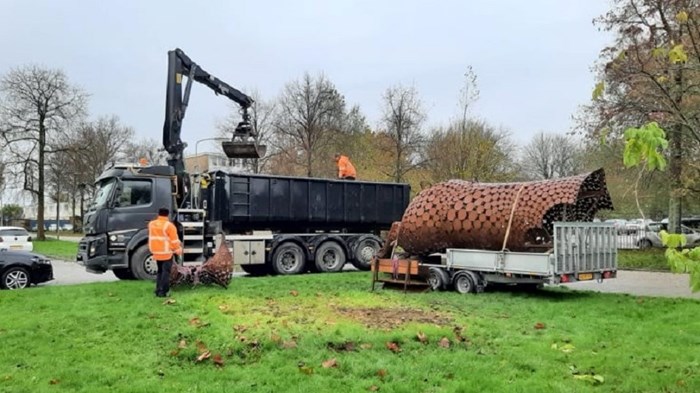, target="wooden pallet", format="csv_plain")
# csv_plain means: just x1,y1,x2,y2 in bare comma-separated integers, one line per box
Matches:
371,258,429,292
